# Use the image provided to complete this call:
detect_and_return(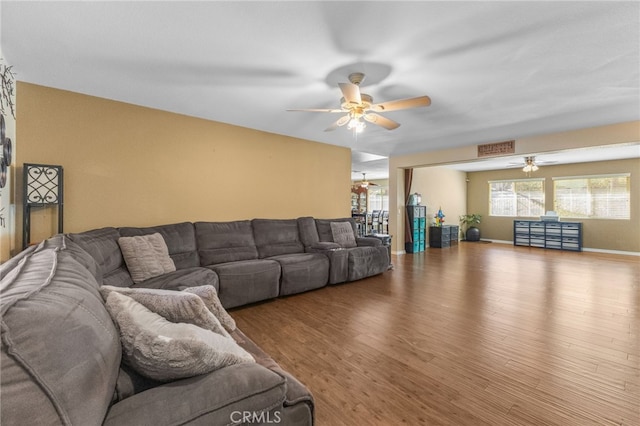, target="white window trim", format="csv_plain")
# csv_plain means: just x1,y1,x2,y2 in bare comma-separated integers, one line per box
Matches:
552,173,631,220
489,178,545,217
552,173,630,180
489,178,545,184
